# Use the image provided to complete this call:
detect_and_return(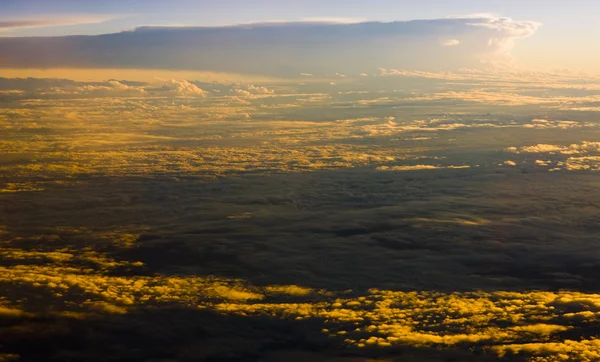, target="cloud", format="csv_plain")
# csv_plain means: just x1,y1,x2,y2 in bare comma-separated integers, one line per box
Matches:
513,142,600,155
506,141,600,172
0,78,211,98
5,51,600,362
231,84,275,99
301,17,367,24
376,165,470,171
246,84,274,94
64,79,147,97
149,78,208,97
0,15,116,31
467,16,540,65
0,16,540,75
441,39,460,46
